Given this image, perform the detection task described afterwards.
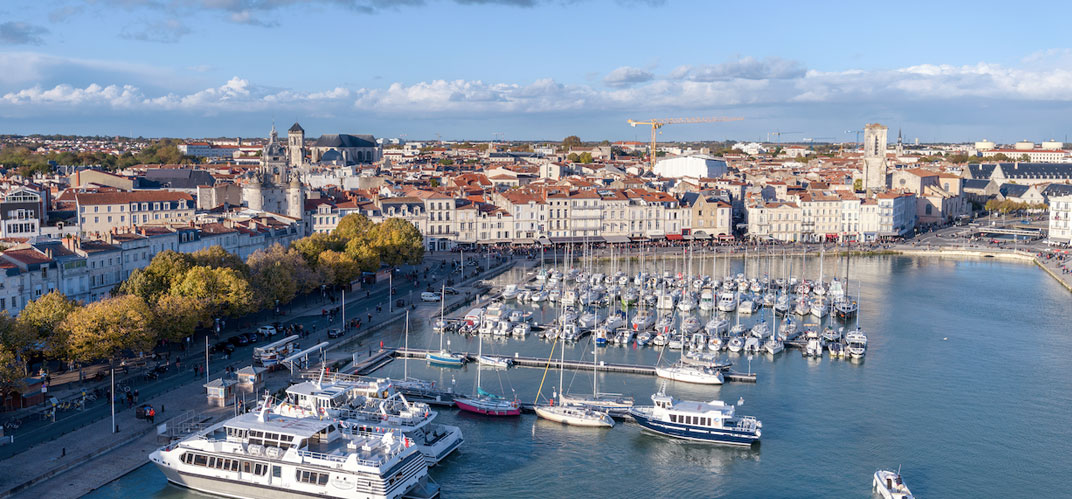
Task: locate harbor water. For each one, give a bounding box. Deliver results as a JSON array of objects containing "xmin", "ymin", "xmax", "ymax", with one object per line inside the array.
[{"xmin": 87, "ymin": 255, "xmax": 1072, "ymax": 498}]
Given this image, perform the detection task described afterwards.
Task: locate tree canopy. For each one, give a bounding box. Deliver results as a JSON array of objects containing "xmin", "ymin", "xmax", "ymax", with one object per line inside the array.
[{"xmin": 63, "ymin": 295, "xmax": 155, "ymax": 363}]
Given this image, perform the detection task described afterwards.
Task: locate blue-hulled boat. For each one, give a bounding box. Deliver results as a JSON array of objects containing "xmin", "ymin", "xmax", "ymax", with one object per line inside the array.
[{"xmin": 629, "ymin": 386, "xmax": 761, "ymax": 446}]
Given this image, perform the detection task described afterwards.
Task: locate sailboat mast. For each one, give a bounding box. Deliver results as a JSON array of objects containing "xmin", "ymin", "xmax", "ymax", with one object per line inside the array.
[{"xmin": 404, "ymin": 310, "xmax": 409, "ymax": 380}]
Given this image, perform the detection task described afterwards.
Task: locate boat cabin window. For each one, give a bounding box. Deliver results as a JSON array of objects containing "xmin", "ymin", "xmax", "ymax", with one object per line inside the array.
[{"xmin": 296, "ymin": 469, "xmax": 330, "ymax": 485}]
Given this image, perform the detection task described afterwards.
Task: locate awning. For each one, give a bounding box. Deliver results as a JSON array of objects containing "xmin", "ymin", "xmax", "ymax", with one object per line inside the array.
[
  {"xmin": 536, "ymin": 236, "xmax": 552, "ymax": 245},
  {"xmin": 513, "ymin": 238, "xmax": 535, "ymax": 245},
  {"xmin": 604, "ymin": 235, "xmax": 630, "ymax": 243},
  {"xmin": 666, "ymin": 234, "xmax": 684, "ymax": 241},
  {"xmin": 549, "ymin": 236, "xmax": 606, "ymax": 244},
  {"xmin": 718, "ymin": 234, "xmax": 735, "ymax": 240},
  {"xmin": 692, "ymin": 231, "xmax": 712, "ymax": 240},
  {"xmin": 629, "ymin": 236, "xmax": 648, "ymax": 242}
]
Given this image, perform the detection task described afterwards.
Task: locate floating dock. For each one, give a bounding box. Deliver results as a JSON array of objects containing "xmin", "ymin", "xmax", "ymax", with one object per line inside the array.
[{"xmin": 384, "ymin": 347, "xmax": 757, "ymax": 382}]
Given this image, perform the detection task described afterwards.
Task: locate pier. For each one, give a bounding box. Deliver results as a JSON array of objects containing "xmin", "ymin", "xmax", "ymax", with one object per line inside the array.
[{"xmin": 371, "ymin": 347, "xmax": 757, "ymax": 382}]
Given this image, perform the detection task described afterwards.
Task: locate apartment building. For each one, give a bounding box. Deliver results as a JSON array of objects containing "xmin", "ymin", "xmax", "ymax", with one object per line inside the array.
[
  {"xmin": 74, "ymin": 191, "xmax": 194, "ymax": 237},
  {"xmin": 1050, "ymin": 195, "xmax": 1072, "ymax": 245}
]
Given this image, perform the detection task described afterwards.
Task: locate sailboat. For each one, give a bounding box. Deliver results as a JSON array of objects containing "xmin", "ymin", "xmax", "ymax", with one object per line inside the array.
[
  {"xmin": 534, "ymin": 336, "xmax": 615, "ymax": 427},
  {"xmin": 426, "ymin": 284, "xmax": 467, "ymax": 366},
  {"xmin": 453, "ymin": 332, "xmax": 520, "ymax": 416},
  {"xmin": 559, "ymin": 329, "xmax": 634, "ymax": 413}
]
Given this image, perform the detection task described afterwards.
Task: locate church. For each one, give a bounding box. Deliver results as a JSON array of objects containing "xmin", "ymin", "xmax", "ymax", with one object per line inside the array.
[
  {"xmin": 241, "ymin": 124, "xmax": 304, "ymax": 220},
  {"xmin": 239, "ymin": 122, "xmax": 381, "ymax": 220}
]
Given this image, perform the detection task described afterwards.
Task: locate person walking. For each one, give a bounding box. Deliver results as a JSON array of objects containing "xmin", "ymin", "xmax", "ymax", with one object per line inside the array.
[{"xmin": 148, "ymin": 407, "xmax": 155, "ymax": 424}]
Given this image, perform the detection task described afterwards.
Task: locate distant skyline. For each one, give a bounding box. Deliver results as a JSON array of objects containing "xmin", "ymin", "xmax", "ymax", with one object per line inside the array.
[{"xmin": 2, "ymin": 1, "xmax": 1072, "ymax": 143}]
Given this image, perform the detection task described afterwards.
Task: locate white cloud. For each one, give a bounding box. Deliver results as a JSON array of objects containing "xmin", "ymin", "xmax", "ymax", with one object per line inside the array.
[
  {"xmin": 5, "ymin": 53, "xmax": 1072, "ymax": 124},
  {"xmin": 603, "ymin": 66, "xmax": 654, "ymax": 88},
  {"xmin": 671, "ymin": 56, "xmax": 806, "ymax": 82}
]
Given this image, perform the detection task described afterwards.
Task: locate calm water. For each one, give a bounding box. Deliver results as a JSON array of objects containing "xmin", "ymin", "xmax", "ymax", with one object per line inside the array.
[{"xmin": 87, "ymin": 255, "xmax": 1072, "ymax": 498}]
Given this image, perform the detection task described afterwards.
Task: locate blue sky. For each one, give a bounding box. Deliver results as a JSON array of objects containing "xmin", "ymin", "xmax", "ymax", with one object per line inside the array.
[{"xmin": 2, "ymin": 0, "xmax": 1072, "ymax": 143}]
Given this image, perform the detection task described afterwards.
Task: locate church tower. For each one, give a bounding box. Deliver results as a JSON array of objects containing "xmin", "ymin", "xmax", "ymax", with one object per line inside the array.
[
  {"xmin": 862, "ymin": 123, "xmax": 888, "ymax": 191},
  {"xmin": 287, "ymin": 122, "xmax": 305, "ymax": 167},
  {"xmin": 287, "ymin": 175, "xmax": 304, "ymax": 220}
]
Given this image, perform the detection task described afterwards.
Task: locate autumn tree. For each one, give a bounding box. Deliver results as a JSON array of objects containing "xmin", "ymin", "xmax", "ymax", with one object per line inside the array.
[
  {"xmin": 16, "ymin": 291, "xmax": 79, "ymax": 359},
  {"xmin": 0, "ymin": 312, "xmax": 29, "ymax": 377},
  {"xmin": 170, "ymin": 266, "xmax": 255, "ymax": 317},
  {"xmin": 344, "ymin": 238, "xmax": 382, "ymax": 272},
  {"xmin": 370, "ymin": 218, "xmax": 425, "ymax": 267},
  {"xmin": 293, "ymin": 232, "xmax": 346, "ymax": 267},
  {"xmin": 334, "ymin": 214, "xmax": 375, "ymax": 243},
  {"xmin": 119, "ymin": 250, "xmax": 193, "ymax": 304},
  {"xmin": 317, "ymin": 250, "xmax": 361, "ymax": 287},
  {"xmin": 190, "ymin": 245, "xmax": 250, "ymax": 276},
  {"xmin": 63, "ymin": 295, "xmax": 155, "ymax": 364},
  {"xmin": 562, "ymin": 135, "xmax": 582, "ymax": 150},
  {"xmin": 152, "ymin": 294, "xmax": 209, "ymax": 342},
  {"xmin": 248, "ymin": 244, "xmax": 317, "ymax": 306}
]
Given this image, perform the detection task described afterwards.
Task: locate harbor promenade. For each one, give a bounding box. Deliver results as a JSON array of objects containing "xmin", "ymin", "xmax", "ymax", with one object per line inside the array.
[{"xmin": 0, "ymin": 253, "xmax": 520, "ymax": 498}]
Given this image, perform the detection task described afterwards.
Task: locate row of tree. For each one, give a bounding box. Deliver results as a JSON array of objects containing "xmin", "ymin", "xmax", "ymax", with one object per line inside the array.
[
  {"xmin": 0, "ymin": 214, "xmax": 424, "ymax": 388},
  {"xmin": 0, "ymin": 139, "xmax": 199, "ymax": 177},
  {"xmin": 984, "ymin": 199, "xmax": 1048, "ymax": 214}
]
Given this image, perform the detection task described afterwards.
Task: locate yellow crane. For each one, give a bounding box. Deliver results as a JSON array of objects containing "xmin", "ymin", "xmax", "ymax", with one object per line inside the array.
[{"xmin": 627, "ymin": 116, "xmax": 744, "ymax": 170}]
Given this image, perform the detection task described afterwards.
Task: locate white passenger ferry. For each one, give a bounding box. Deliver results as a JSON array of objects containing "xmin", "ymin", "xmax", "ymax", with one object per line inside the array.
[
  {"xmin": 272, "ymin": 379, "xmax": 463, "ymax": 467},
  {"xmin": 149, "ymin": 409, "xmax": 439, "ymax": 499}
]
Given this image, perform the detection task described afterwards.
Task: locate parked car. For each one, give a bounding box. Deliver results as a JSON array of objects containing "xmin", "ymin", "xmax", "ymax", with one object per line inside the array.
[
  {"xmin": 212, "ymin": 342, "xmax": 235, "ymax": 354},
  {"xmin": 420, "ymin": 291, "xmax": 440, "ymax": 302},
  {"xmin": 442, "ymin": 287, "xmax": 460, "ymax": 295},
  {"xmin": 258, "ymin": 325, "xmax": 277, "ymax": 337},
  {"xmin": 245, "ymin": 333, "xmax": 258, "ymax": 344},
  {"xmin": 395, "ymin": 298, "xmax": 406, "ymax": 308},
  {"xmin": 327, "ymin": 328, "xmax": 343, "ymax": 339},
  {"xmin": 228, "ymin": 335, "xmax": 248, "ymax": 347}
]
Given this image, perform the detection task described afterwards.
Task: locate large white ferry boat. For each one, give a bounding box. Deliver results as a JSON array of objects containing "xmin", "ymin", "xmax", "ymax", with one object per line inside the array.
[
  {"xmin": 149, "ymin": 409, "xmax": 439, "ymax": 499},
  {"xmin": 272, "ymin": 378, "xmax": 463, "ymax": 467}
]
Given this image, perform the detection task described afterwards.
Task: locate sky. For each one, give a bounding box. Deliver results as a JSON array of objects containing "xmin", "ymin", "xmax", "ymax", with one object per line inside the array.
[{"xmin": 2, "ymin": 0, "xmax": 1072, "ymax": 143}]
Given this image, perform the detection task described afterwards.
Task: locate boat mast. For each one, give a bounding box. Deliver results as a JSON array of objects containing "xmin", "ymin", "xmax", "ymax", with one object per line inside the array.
[{"xmin": 404, "ymin": 310, "xmax": 409, "ymax": 380}]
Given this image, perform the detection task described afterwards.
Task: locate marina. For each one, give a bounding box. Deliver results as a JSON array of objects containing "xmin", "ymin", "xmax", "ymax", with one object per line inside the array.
[{"xmin": 85, "ymin": 254, "xmax": 1072, "ymax": 498}]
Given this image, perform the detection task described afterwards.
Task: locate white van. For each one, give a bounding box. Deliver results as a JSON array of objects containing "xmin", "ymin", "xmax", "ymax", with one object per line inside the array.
[{"xmin": 420, "ymin": 291, "xmax": 441, "ymax": 302}]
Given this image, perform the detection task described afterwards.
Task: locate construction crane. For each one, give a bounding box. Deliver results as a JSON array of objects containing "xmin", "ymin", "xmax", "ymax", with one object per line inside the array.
[
  {"xmin": 802, "ymin": 136, "xmax": 836, "ymax": 143},
  {"xmin": 767, "ymin": 131, "xmax": 802, "ymax": 143},
  {"xmin": 628, "ymin": 116, "xmax": 744, "ymax": 170}
]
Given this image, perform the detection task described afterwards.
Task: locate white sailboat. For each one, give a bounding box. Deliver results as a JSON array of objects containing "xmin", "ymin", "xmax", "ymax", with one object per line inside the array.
[{"xmin": 535, "ymin": 308, "xmax": 614, "ymax": 427}]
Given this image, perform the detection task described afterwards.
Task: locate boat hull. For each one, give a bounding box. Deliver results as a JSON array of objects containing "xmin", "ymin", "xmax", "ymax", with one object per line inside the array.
[
  {"xmin": 454, "ymin": 398, "xmax": 520, "ymax": 416},
  {"xmin": 426, "ymin": 353, "xmax": 466, "ymax": 366},
  {"xmin": 534, "ymin": 406, "xmax": 614, "ymax": 427},
  {"xmin": 629, "ymin": 411, "xmax": 759, "ymax": 446}
]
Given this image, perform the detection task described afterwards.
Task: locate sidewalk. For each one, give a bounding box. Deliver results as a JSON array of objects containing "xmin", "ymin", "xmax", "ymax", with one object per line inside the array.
[{"xmin": 0, "ymin": 254, "xmax": 520, "ymax": 497}]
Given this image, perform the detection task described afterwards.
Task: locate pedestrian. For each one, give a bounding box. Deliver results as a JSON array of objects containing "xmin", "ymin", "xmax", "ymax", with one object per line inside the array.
[
  {"xmin": 148, "ymin": 407, "xmax": 155, "ymax": 424},
  {"xmin": 133, "ymin": 389, "xmax": 139, "ymax": 403}
]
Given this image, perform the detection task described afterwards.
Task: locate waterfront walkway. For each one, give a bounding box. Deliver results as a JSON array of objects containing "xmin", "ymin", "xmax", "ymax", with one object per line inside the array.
[{"xmin": 0, "ymin": 253, "xmax": 520, "ymax": 498}]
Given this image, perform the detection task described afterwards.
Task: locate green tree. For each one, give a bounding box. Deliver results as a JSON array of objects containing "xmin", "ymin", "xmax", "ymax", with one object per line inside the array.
[
  {"xmin": 578, "ymin": 152, "xmax": 594, "ymax": 164},
  {"xmin": 1019, "ymin": 154, "xmax": 1030, "ymax": 162},
  {"xmin": 63, "ymin": 295, "xmax": 155, "ymax": 363},
  {"xmin": 992, "ymin": 153, "xmax": 1011, "ymax": 161},
  {"xmin": 430, "ymin": 178, "xmax": 441, "ymax": 188},
  {"xmin": 190, "ymin": 245, "xmax": 250, "ymax": 276},
  {"xmin": 119, "ymin": 250, "xmax": 193, "ymax": 304},
  {"xmin": 853, "ymin": 178, "xmax": 863, "ymax": 191},
  {"xmin": 152, "ymin": 294, "xmax": 209, "ymax": 342},
  {"xmin": 562, "ymin": 135, "xmax": 582, "ymax": 150},
  {"xmin": 16, "ymin": 291, "xmax": 79, "ymax": 360},
  {"xmin": 170, "ymin": 266, "xmax": 255, "ymax": 317},
  {"xmin": 437, "ymin": 158, "xmax": 454, "ymax": 166},
  {"xmin": 567, "ymin": 153, "xmax": 580, "ymax": 162}
]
